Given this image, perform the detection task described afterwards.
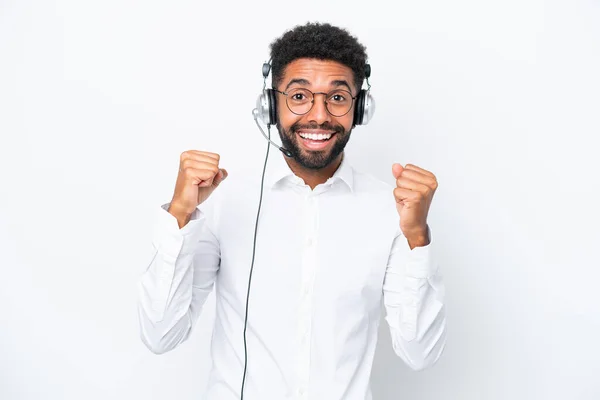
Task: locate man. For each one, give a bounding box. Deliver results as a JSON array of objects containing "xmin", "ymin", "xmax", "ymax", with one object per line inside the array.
[{"xmin": 138, "ymin": 22, "xmax": 446, "ymax": 400}]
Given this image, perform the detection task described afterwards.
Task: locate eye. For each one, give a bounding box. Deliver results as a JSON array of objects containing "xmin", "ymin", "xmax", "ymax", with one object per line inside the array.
[
  {"xmin": 328, "ymin": 90, "xmax": 352, "ymax": 103},
  {"xmin": 292, "ymin": 93, "xmax": 306, "ymax": 101}
]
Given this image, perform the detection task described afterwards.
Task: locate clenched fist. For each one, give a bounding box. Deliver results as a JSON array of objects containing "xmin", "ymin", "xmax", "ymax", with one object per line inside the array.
[
  {"xmin": 168, "ymin": 150, "xmax": 228, "ymax": 227},
  {"xmin": 392, "ymin": 163, "xmax": 437, "ymax": 249}
]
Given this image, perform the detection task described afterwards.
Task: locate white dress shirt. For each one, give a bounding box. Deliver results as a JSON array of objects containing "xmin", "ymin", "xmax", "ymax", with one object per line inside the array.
[{"xmin": 138, "ymin": 151, "xmax": 446, "ymax": 400}]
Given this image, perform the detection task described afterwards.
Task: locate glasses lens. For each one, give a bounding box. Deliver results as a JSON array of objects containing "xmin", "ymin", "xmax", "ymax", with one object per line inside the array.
[
  {"xmin": 325, "ymin": 89, "xmax": 353, "ymax": 116},
  {"xmin": 284, "ymin": 88, "xmax": 354, "ymax": 116},
  {"xmin": 286, "ymin": 88, "xmax": 313, "ymax": 115}
]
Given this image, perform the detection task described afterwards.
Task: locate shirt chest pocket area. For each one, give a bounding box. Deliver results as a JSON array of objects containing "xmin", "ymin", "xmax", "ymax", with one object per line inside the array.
[{"xmin": 318, "ymin": 228, "xmax": 390, "ymax": 302}]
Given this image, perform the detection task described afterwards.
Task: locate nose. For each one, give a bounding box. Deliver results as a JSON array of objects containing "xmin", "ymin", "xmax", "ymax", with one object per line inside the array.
[{"xmin": 305, "ymin": 93, "xmax": 331, "ymax": 125}]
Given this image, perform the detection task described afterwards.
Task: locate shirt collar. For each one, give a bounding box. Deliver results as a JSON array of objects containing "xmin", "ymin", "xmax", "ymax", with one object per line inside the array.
[{"xmin": 264, "ymin": 151, "xmax": 354, "ymax": 192}]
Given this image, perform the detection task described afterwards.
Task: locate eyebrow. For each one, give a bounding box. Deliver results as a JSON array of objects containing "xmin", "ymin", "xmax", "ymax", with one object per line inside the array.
[
  {"xmin": 330, "ymin": 80, "xmax": 353, "ymax": 92},
  {"xmin": 284, "ymin": 78, "xmax": 354, "ymax": 92},
  {"xmin": 285, "ymin": 78, "xmax": 310, "ymax": 91}
]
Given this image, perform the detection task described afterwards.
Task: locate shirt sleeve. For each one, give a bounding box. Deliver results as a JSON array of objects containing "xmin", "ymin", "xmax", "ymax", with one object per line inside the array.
[
  {"xmin": 137, "ymin": 202, "xmax": 220, "ymax": 354},
  {"xmin": 382, "ymin": 225, "xmax": 447, "ymax": 370}
]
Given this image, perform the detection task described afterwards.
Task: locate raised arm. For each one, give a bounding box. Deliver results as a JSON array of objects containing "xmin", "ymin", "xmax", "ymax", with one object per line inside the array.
[{"xmin": 137, "ymin": 150, "xmax": 227, "ymax": 354}]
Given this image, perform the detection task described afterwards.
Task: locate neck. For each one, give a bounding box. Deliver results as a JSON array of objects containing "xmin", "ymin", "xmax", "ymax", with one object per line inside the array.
[{"xmin": 285, "ymin": 153, "xmax": 344, "ymax": 190}]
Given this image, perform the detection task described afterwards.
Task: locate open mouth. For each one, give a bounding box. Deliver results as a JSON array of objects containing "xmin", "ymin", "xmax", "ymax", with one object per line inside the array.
[{"xmin": 297, "ymin": 131, "xmax": 336, "ymax": 150}]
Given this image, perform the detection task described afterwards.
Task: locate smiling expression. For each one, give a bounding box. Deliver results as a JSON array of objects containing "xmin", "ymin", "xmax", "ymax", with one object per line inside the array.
[{"xmin": 275, "ymin": 58, "xmax": 357, "ymax": 170}]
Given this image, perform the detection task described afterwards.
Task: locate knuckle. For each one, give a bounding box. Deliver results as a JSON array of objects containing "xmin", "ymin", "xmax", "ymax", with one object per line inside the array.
[{"xmin": 181, "ymin": 159, "xmax": 193, "ymax": 171}]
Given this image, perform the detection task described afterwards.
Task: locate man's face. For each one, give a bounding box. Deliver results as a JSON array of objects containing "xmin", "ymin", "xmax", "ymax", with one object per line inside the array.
[{"xmin": 275, "ymin": 58, "xmax": 356, "ymax": 170}]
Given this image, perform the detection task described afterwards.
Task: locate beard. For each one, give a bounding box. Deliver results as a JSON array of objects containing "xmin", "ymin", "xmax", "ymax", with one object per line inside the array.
[{"xmin": 276, "ymin": 119, "xmax": 352, "ymax": 170}]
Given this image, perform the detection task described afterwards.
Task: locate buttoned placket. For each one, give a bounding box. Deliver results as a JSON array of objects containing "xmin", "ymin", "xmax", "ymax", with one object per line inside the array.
[{"xmin": 295, "ymin": 185, "xmax": 320, "ymax": 399}]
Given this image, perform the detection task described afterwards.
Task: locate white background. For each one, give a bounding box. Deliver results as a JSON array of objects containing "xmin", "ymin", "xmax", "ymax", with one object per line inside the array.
[{"xmin": 1, "ymin": 0, "xmax": 599, "ymax": 399}]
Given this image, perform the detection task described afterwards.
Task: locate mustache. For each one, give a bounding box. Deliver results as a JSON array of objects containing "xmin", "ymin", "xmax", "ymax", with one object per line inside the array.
[{"xmin": 289, "ymin": 121, "xmax": 345, "ymax": 135}]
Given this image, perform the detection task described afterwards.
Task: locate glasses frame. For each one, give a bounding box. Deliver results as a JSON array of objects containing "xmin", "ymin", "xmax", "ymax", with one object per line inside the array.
[{"xmin": 273, "ymin": 88, "xmax": 357, "ymax": 117}]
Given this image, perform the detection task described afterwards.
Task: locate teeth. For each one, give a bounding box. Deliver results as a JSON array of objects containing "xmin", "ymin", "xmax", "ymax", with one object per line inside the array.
[{"xmin": 299, "ymin": 132, "xmax": 333, "ymax": 141}]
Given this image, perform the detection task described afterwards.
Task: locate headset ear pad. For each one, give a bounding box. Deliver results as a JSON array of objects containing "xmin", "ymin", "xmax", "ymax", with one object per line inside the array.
[
  {"xmin": 353, "ymin": 89, "xmax": 366, "ymax": 125},
  {"xmin": 266, "ymin": 89, "xmax": 277, "ymax": 126}
]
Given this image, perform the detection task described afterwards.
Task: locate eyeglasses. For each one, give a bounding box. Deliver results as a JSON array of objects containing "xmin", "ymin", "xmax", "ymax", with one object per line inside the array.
[{"xmin": 273, "ymin": 88, "xmax": 356, "ymax": 117}]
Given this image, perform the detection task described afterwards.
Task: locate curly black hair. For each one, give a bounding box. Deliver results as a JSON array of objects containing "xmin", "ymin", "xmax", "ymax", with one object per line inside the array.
[{"xmin": 269, "ymin": 22, "xmax": 368, "ymax": 92}]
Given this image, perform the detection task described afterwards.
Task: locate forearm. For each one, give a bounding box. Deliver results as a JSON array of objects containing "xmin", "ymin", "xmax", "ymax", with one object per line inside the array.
[
  {"xmin": 137, "ymin": 204, "xmax": 218, "ymax": 354},
  {"xmin": 383, "ymin": 230, "xmax": 447, "ymax": 370},
  {"xmin": 384, "ymin": 278, "xmax": 446, "ymax": 370},
  {"xmin": 137, "ymin": 248, "xmax": 197, "ymax": 354}
]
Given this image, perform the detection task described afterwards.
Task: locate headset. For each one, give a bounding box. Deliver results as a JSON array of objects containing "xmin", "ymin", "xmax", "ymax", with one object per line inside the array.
[
  {"xmin": 242, "ymin": 59, "xmax": 375, "ymax": 399},
  {"xmin": 253, "ymin": 60, "xmax": 375, "ymax": 129}
]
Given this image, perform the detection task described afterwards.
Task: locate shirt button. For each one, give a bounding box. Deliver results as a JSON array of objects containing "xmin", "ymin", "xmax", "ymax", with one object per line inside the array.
[{"xmin": 306, "ymin": 237, "xmax": 313, "ymax": 246}]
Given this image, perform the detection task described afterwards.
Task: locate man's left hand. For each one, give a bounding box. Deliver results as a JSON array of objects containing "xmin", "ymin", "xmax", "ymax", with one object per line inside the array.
[{"xmin": 392, "ymin": 163, "xmax": 438, "ymax": 248}]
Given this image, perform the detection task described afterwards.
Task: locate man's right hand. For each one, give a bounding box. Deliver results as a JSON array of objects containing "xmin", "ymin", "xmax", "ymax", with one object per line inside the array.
[{"xmin": 168, "ymin": 150, "xmax": 227, "ymax": 228}]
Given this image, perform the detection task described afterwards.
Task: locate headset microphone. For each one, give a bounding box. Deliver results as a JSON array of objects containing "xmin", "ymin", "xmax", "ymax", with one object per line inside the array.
[{"xmin": 252, "ymin": 109, "xmax": 293, "ymax": 158}]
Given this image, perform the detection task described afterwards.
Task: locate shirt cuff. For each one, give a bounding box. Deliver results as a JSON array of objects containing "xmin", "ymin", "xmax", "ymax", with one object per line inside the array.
[
  {"xmin": 153, "ymin": 203, "xmax": 206, "ymax": 257},
  {"xmin": 403, "ymin": 226, "xmax": 437, "ymax": 279}
]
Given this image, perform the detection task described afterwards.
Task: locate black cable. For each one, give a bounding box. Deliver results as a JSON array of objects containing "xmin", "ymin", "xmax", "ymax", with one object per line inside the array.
[{"xmin": 240, "ymin": 124, "xmax": 272, "ymax": 399}]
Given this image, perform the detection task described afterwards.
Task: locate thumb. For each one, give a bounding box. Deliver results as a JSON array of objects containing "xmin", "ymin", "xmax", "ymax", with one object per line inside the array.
[
  {"xmin": 212, "ymin": 168, "xmax": 228, "ymax": 187},
  {"xmin": 392, "ymin": 163, "xmax": 404, "ymax": 180}
]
